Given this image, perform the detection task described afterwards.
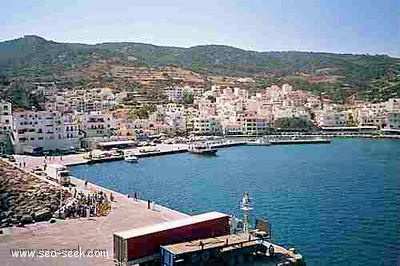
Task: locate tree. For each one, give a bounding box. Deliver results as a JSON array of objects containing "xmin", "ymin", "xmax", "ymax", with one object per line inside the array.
[
  {"xmin": 274, "ymin": 117, "xmax": 314, "ymax": 130},
  {"xmin": 180, "ymin": 90, "xmax": 194, "ymax": 104},
  {"xmin": 129, "ymin": 104, "xmax": 157, "ymax": 120},
  {"xmin": 127, "ymin": 82, "xmax": 141, "ymax": 91}
]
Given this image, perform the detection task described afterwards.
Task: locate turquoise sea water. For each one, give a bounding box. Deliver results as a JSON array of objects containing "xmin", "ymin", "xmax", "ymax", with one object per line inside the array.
[{"xmin": 70, "ymin": 139, "xmax": 400, "ymax": 266}]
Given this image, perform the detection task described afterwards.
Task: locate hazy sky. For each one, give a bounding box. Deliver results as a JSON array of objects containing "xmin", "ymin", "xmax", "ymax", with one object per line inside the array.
[{"xmin": 1, "ymin": 0, "xmax": 399, "ymax": 56}]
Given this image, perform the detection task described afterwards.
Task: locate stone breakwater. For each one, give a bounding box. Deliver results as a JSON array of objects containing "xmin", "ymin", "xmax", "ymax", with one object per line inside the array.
[{"xmin": 0, "ymin": 161, "xmax": 71, "ymax": 228}]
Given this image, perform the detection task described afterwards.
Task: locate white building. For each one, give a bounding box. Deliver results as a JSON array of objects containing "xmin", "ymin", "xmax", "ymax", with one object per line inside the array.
[
  {"xmin": 74, "ymin": 100, "xmax": 117, "ymax": 113},
  {"xmin": 192, "ymin": 116, "xmax": 221, "ymax": 135},
  {"xmin": 80, "ymin": 111, "xmax": 116, "ymax": 138},
  {"xmin": 12, "ymin": 111, "xmax": 79, "ymax": 154},
  {"xmin": 243, "ymin": 116, "xmax": 269, "ymax": 135},
  {"xmin": 316, "ymin": 112, "xmax": 346, "ymax": 127},
  {"xmin": 165, "ymin": 111, "xmax": 187, "ymax": 131},
  {"xmin": 221, "ymin": 122, "xmax": 243, "ymax": 135},
  {"xmin": 385, "ymin": 112, "xmax": 400, "ymax": 129},
  {"xmin": 165, "ymin": 86, "xmax": 205, "ymax": 102},
  {"xmin": 0, "ymin": 101, "xmax": 12, "ymax": 132}
]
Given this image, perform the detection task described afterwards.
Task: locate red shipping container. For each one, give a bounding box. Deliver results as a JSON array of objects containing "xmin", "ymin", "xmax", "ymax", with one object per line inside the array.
[{"xmin": 114, "ymin": 212, "xmax": 230, "ymax": 264}]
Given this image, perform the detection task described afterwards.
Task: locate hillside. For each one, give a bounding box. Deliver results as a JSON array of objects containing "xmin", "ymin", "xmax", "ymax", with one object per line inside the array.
[
  {"xmin": 0, "ymin": 35, "xmax": 399, "ymax": 102},
  {"xmin": 1, "ymin": 35, "xmax": 399, "ymax": 78},
  {"xmin": 0, "ymin": 36, "xmax": 121, "ymax": 76}
]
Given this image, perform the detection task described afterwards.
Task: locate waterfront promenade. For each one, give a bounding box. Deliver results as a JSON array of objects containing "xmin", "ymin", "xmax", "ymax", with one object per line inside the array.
[
  {"xmin": 0, "ymin": 164, "xmax": 188, "ymax": 266},
  {"xmin": 12, "ymin": 143, "xmax": 188, "ymax": 170}
]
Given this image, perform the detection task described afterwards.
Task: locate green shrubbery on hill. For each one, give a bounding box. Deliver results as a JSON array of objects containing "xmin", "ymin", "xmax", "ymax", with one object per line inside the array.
[{"xmin": 0, "ymin": 35, "xmax": 399, "ymax": 103}]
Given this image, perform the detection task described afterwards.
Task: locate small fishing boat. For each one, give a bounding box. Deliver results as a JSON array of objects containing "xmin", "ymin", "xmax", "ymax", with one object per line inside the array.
[
  {"xmin": 188, "ymin": 142, "xmax": 218, "ymax": 155},
  {"xmin": 124, "ymin": 154, "xmax": 139, "ymax": 163}
]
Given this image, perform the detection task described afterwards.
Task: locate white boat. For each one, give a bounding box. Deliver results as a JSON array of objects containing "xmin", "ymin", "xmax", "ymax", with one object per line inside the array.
[
  {"xmin": 124, "ymin": 154, "xmax": 139, "ymax": 163},
  {"xmin": 246, "ymin": 139, "xmax": 271, "ymax": 146},
  {"xmin": 188, "ymin": 142, "xmax": 218, "ymax": 155}
]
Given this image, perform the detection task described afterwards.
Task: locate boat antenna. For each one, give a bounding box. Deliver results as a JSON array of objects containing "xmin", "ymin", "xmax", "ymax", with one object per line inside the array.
[{"xmin": 240, "ymin": 192, "xmax": 253, "ymax": 236}]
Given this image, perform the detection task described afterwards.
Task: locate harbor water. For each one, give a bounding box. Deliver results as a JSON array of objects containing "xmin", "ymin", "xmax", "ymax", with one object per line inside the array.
[{"xmin": 70, "ymin": 139, "xmax": 400, "ymax": 265}]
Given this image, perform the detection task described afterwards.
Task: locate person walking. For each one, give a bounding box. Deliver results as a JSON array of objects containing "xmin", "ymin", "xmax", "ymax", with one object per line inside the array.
[{"xmin": 147, "ymin": 199, "xmax": 151, "ymax": 209}]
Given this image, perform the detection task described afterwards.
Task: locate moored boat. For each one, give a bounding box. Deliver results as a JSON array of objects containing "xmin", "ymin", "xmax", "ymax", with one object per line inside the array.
[
  {"xmin": 124, "ymin": 153, "xmax": 139, "ymax": 163},
  {"xmin": 188, "ymin": 142, "xmax": 218, "ymax": 155},
  {"xmin": 269, "ymin": 138, "xmax": 331, "ymax": 145},
  {"xmin": 246, "ymin": 138, "xmax": 271, "ymax": 146}
]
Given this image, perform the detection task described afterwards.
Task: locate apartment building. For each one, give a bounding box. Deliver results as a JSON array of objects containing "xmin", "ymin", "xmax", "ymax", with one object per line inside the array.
[
  {"xmin": 165, "ymin": 86, "xmax": 205, "ymax": 102},
  {"xmin": 164, "ymin": 103, "xmax": 186, "ymax": 114},
  {"xmin": 80, "ymin": 111, "xmax": 116, "ymax": 138},
  {"xmin": 385, "ymin": 112, "xmax": 400, "ymax": 129},
  {"xmin": 316, "ymin": 112, "xmax": 347, "ymax": 127},
  {"xmin": 165, "ymin": 111, "xmax": 186, "ymax": 131},
  {"xmin": 199, "ymin": 100, "xmax": 217, "ymax": 116},
  {"xmin": 74, "ymin": 100, "xmax": 117, "ymax": 113},
  {"xmin": 243, "ymin": 116, "xmax": 269, "ymax": 135},
  {"xmin": 357, "ymin": 110, "xmax": 386, "ymax": 128},
  {"xmin": 192, "ymin": 116, "xmax": 221, "ymax": 135},
  {"xmin": 0, "ymin": 101, "xmax": 12, "ymax": 132},
  {"xmin": 12, "ymin": 111, "xmax": 79, "ymax": 154},
  {"xmin": 221, "ymin": 122, "xmax": 243, "ymax": 135}
]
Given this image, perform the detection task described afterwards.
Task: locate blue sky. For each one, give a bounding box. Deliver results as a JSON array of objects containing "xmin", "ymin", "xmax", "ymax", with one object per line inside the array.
[{"xmin": 1, "ymin": 0, "xmax": 399, "ymax": 56}]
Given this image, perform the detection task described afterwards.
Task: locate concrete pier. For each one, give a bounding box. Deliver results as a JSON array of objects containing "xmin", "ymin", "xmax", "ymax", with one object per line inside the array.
[{"xmin": 0, "ymin": 170, "xmax": 188, "ymax": 266}]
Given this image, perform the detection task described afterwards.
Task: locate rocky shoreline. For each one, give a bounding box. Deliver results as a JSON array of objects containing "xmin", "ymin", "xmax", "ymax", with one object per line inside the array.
[{"xmin": 0, "ymin": 161, "xmax": 71, "ymax": 228}]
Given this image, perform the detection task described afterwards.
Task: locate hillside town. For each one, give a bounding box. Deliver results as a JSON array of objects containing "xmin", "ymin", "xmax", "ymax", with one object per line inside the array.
[{"xmin": 0, "ymin": 72, "xmax": 399, "ymax": 155}]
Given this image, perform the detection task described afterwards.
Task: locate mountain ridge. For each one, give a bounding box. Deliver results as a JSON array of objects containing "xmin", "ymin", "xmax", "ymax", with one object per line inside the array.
[
  {"xmin": 0, "ymin": 35, "xmax": 399, "ymax": 84},
  {"xmin": 0, "ymin": 35, "xmax": 399, "ymax": 103},
  {"xmin": 6, "ymin": 35, "xmax": 397, "ymax": 57}
]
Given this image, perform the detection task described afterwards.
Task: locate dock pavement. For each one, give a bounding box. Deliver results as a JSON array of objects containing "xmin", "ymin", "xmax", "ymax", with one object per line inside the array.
[{"xmin": 0, "ymin": 155, "xmax": 189, "ymax": 266}]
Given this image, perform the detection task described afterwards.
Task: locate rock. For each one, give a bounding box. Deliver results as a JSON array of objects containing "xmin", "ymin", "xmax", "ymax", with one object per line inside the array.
[
  {"xmin": 20, "ymin": 215, "xmax": 33, "ymax": 225},
  {"xmin": 50, "ymin": 204, "xmax": 59, "ymax": 211},
  {"xmin": 34, "ymin": 206, "xmax": 43, "ymax": 211},
  {"xmin": 34, "ymin": 208, "xmax": 52, "ymax": 222}
]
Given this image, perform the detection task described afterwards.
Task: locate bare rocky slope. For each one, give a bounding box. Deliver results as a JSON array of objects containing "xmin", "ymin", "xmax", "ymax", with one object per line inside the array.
[{"xmin": 0, "ymin": 161, "xmax": 70, "ymax": 228}]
